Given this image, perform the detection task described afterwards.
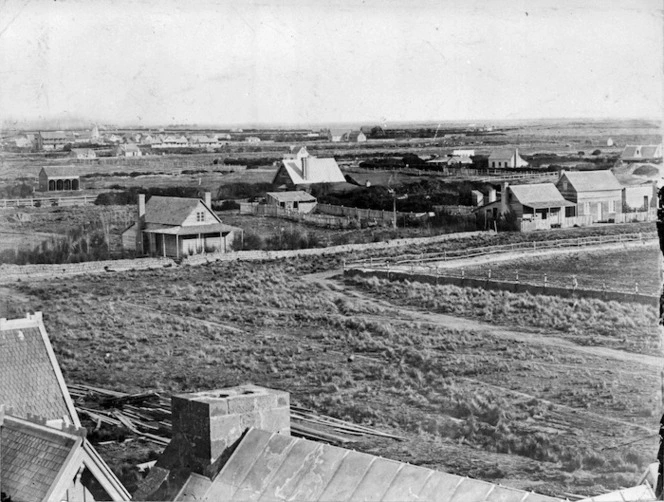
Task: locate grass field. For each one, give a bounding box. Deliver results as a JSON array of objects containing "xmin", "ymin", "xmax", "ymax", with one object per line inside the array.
[
  {"xmin": 5, "ymin": 252, "xmax": 660, "ymax": 497},
  {"xmin": 461, "ymin": 245, "xmax": 661, "ymax": 295}
]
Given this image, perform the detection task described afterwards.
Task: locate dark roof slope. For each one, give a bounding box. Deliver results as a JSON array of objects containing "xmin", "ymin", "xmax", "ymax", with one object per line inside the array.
[
  {"xmin": 40, "ymin": 166, "xmax": 81, "ymax": 178},
  {"xmin": 1, "ymin": 413, "xmax": 80, "ymax": 502},
  {"xmin": 560, "ymin": 170, "xmax": 622, "ymax": 192},
  {"xmin": 144, "ymin": 196, "xmax": 219, "ymax": 226},
  {"xmin": 0, "ymin": 315, "xmax": 78, "ymax": 424}
]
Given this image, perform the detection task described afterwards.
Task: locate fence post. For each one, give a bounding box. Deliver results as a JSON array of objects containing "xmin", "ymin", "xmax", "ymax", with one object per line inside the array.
[
  {"xmin": 635, "ymin": 282, "xmax": 639, "ymax": 294},
  {"xmin": 572, "ymin": 275, "xmax": 578, "ymax": 291},
  {"xmin": 515, "ymin": 271, "xmax": 519, "ymax": 283},
  {"xmin": 543, "ymin": 274, "xmax": 547, "ymax": 289}
]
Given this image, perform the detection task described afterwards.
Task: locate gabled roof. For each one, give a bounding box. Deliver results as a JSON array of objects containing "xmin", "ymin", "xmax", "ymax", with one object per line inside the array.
[
  {"xmin": 266, "ymin": 190, "xmax": 317, "ymax": 202},
  {"xmin": 559, "ymin": 170, "xmax": 622, "ymax": 192},
  {"xmin": 124, "ymin": 143, "xmax": 141, "ymax": 152},
  {"xmin": 347, "ymin": 130, "xmax": 365, "ymax": 141},
  {"xmin": 40, "ymin": 166, "xmax": 81, "ymax": 179},
  {"xmin": 1, "ymin": 412, "xmax": 83, "ymax": 502},
  {"xmin": 144, "ymin": 196, "xmax": 221, "ymax": 226},
  {"xmin": 0, "ymin": 313, "xmax": 79, "ymax": 426},
  {"xmin": 622, "ymin": 144, "xmax": 662, "ymax": 160},
  {"xmin": 329, "ymin": 129, "xmax": 348, "ymax": 138},
  {"xmin": 39, "ymin": 131, "xmax": 69, "ymax": 140},
  {"xmin": 509, "ymin": 183, "xmax": 575, "ymax": 209},
  {"xmin": 277, "ymin": 157, "xmax": 346, "ymax": 185},
  {"xmin": 489, "ymin": 149, "xmax": 517, "ymax": 161},
  {"xmin": 175, "ymin": 428, "xmax": 562, "ymax": 501}
]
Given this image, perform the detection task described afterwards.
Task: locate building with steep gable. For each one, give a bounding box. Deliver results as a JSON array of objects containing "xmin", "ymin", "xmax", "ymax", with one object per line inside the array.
[{"xmin": 0, "ymin": 312, "xmax": 130, "ymax": 501}]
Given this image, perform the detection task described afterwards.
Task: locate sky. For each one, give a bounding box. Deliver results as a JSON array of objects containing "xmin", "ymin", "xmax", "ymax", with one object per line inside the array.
[{"xmin": 0, "ymin": 0, "xmax": 662, "ymax": 128}]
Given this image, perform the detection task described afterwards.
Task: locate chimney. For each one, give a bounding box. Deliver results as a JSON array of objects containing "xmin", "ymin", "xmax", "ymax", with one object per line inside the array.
[
  {"xmin": 204, "ymin": 192, "xmax": 212, "ymax": 208},
  {"xmin": 488, "ymin": 187, "xmax": 496, "ymax": 203},
  {"xmin": 138, "ymin": 194, "xmax": 146, "ymax": 219},
  {"xmin": 170, "ymin": 385, "xmax": 290, "ymax": 473},
  {"xmin": 302, "ymin": 156, "xmax": 309, "ymax": 180},
  {"xmin": 501, "ymin": 182, "xmax": 509, "ymax": 214}
]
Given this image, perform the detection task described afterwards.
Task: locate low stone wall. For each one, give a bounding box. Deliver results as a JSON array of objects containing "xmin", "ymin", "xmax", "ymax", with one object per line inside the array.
[
  {"xmin": 345, "ymin": 268, "xmax": 659, "ymax": 307},
  {"xmin": 0, "ymin": 230, "xmax": 488, "ymax": 282}
]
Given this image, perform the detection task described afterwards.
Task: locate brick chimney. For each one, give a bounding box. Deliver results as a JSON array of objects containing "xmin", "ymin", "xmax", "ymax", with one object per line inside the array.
[
  {"xmin": 204, "ymin": 192, "xmax": 211, "ymax": 208},
  {"xmin": 500, "ymin": 182, "xmax": 509, "ymax": 214},
  {"xmin": 488, "ymin": 187, "xmax": 496, "ymax": 203},
  {"xmin": 170, "ymin": 385, "xmax": 290, "ymax": 472},
  {"xmin": 136, "ymin": 194, "xmax": 146, "ymax": 253}
]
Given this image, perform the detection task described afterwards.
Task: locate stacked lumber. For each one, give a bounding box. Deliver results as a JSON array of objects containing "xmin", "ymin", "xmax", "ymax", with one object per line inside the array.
[{"xmin": 68, "ymin": 384, "xmax": 402, "ymax": 448}]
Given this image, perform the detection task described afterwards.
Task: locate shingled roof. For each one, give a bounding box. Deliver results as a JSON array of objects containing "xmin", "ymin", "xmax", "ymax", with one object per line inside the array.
[
  {"xmin": 39, "ymin": 166, "xmax": 81, "ymax": 179},
  {"xmin": 174, "ymin": 428, "xmax": 562, "ymax": 501},
  {"xmin": 0, "ymin": 313, "xmax": 79, "ymax": 426}
]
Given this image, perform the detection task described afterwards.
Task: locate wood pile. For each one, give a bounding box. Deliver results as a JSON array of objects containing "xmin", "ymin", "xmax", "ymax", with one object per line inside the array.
[{"xmin": 68, "ymin": 384, "xmax": 403, "ymax": 447}]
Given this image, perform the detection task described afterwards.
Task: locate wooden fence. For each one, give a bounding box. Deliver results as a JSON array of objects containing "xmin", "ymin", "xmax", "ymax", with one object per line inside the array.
[
  {"xmin": 0, "ymin": 195, "xmax": 96, "ymax": 209},
  {"xmin": 347, "ymin": 231, "xmax": 657, "ymax": 270}
]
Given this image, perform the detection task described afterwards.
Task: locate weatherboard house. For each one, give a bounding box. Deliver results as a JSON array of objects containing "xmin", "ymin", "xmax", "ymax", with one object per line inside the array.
[
  {"xmin": 555, "ymin": 170, "xmax": 622, "ymax": 222},
  {"xmin": 122, "ymin": 192, "xmax": 241, "ymax": 258},
  {"xmin": 0, "ymin": 312, "xmax": 130, "ymax": 501},
  {"xmin": 488, "ymin": 148, "xmax": 529, "ymax": 168},
  {"xmin": 134, "ymin": 384, "xmax": 561, "ymax": 501},
  {"xmin": 272, "ymin": 146, "xmax": 346, "ymax": 190}
]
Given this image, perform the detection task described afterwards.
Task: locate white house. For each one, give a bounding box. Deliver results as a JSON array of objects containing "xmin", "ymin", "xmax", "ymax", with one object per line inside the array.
[{"xmin": 488, "ymin": 148, "xmax": 529, "ymax": 168}]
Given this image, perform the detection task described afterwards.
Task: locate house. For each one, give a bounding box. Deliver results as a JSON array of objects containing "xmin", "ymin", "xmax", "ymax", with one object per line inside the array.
[
  {"xmin": 37, "ymin": 131, "xmax": 72, "ymax": 150},
  {"xmin": 360, "ymin": 125, "xmax": 386, "ymax": 137},
  {"xmin": 74, "ymin": 131, "xmax": 93, "ymax": 144},
  {"xmin": 556, "ymin": 170, "xmax": 623, "ymax": 222},
  {"xmin": 155, "ymin": 135, "xmax": 188, "ymax": 148},
  {"xmin": 115, "ymin": 142, "xmax": 142, "ymax": 157},
  {"xmin": 272, "ymin": 148, "xmax": 346, "ymax": 189},
  {"xmin": 266, "ymin": 191, "xmax": 317, "ymax": 213},
  {"xmin": 488, "ymin": 148, "xmax": 529, "ymax": 168},
  {"xmin": 480, "ymin": 182, "xmax": 575, "ymax": 228},
  {"xmin": 347, "ymin": 130, "xmax": 367, "ymax": 142},
  {"xmin": 245, "ymin": 136, "xmax": 261, "ymax": 143},
  {"xmin": 453, "ymin": 149, "xmax": 475, "ymax": 156},
  {"xmin": 622, "ymin": 181, "xmax": 657, "ymax": 211},
  {"xmin": 447, "ymin": 155, "xmax": 473, "ymax": 165},
  {"xmin": 70, "ymin": 148, "xmax": 96, "ymax": 159},
  {"xmin": 189, "ymin": 134, "xmax": 218, "ymax": 148},
  {"xmin": 328, "ymin": 129, "xmax": 349, "ymax": 142},
  {"xmin": 134, "ymin": 384, "xmax": 562, "ymax": 501},
  {"xmin": 38, "ymin": 166, "xmax": 81, "ymax": 191},
  {"xmin": 621, "ymin": 144, "xmax": 663, "ymax": 162},
  {"xmin": 0, "ymin": 312, "xmax": 130, "ymax": 501},
  {"xmin": 121, "ymin": 192, "xmax": 241, "ymax": 258}
]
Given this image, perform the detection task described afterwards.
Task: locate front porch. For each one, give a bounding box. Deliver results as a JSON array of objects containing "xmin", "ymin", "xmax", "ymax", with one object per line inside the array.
[{"xmin": 143, "ymin": 224, "xmax": 235, "ymax": 258}]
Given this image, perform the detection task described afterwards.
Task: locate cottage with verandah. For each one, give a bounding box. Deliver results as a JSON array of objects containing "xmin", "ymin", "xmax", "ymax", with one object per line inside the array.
[
  {"xmin": 555, "ymin": 170, "xmax": 623, "ymax": 222},
  {"xmin": 121, "ymin": 192, "xmax": 241, "ymax": 258}
]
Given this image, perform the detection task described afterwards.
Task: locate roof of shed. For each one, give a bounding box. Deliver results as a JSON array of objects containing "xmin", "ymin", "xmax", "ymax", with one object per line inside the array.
[
  {"xmin": 560, "ymin": 170, "xmax": 622, "ymax": 192},
  {"xmin": 509, "ymin": 183, "xmax": 575, "ymax": 208},
  {"xmin": 1, "ymin": 413, "xmax": 81, "ymax": 502},
  {"xmin": 144, "ymin": 196, "xmax": 220, "ymax": 226},
  {"xmin": 175, "ymin": 428, "xmax": 562, "ymax": 502},
  {"xmin": 266, "ymin": 191, "xmax": 317, "ymax": 202},
  {"xmin": 279, "ymin": 157, "xmax": 346, "ymax": 185},
  {"xmin": 40, "ymin": 166, "xmax": 81, "ymax": 178},
  {"xmin": 0, "ymin": 314, "xmax": 78, "ymax": 425}
]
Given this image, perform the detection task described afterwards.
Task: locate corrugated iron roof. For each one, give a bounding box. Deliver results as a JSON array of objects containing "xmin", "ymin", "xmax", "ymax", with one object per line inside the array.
[
  {"xmin": 488, "ymin": 149, "xmax": 516, "ymax": 161},
  {"xmin": 266, "ymin": 191, "xmax": 317, "ymax": 202},
  {"xmin": 279, "ymin": 157, "xmax": 346, "ymax": 185},
  {"xmin": 180, "ymin": 428, "xmax": 563, "ymax": 501},
  {"xmin": 0, "ymin": 319, "xmax": 77, "ymax": 424},
  {"xmin": 560, "ymin": 170, "xmax": 622, "ymax": 192},
  {"xmin": 1, "ymin": 414, "xmax": 80, "ymax": 502},
  {"xmin": 509, "ymin": 183, "xmax": 575, "ymax": 208},
  {"xmin": 578, "ymin": 484, "xmax": 656, "ymax": 501}
]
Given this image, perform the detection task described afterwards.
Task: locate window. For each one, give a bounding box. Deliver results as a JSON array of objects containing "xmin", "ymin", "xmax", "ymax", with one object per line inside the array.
[
  {"xmin": 196, "ymin": 211, "xmax": 205, "ymax": 222},
  {"xmin": 609, "ymin": 200, "xmax": 615, "ymax": 213},
  {"xmin": 583, "ymin": 202, "xmax": 590, "ymax": 215},
  {"xmin": 565, "ymin": 206, "xmax": 576, "ymax": 218}
]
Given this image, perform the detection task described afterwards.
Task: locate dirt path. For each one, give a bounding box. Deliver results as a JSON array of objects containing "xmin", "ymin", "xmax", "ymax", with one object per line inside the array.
[{"xmin": 304, "ymin": 270, "xmax": 663, "ymax": 369}]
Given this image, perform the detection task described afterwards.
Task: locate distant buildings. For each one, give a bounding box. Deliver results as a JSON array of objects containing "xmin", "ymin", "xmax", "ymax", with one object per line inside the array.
[
  {"xmin": 115, "ymin": 143, "xmax": 142, "ymax": 157},
  {"xmin": 121, "ymin": 192, "xmax": 241, "ymax": 258},
  {"xmin": 346, "ymin": 130, "xmax": 367, "ymax": 143},
  {"xmin": 488, "ymin": 148, "xmax": 528, "ymax": 168},
  {"xmin": 37, "ymin": 131, "xmax": 72, "ymax": 150},
  {"xmin": 245, "ymin": 136, "xmax": 261, "ymax": 143},
  {"xmin": 39, "ymin": 166, "xmax": 81, "ymax": 191},
  {"xmin": 621, "ymin": 144, "xmax": 662, "ymax": 162},
  {"xmin": 70, "ymin": 148, "xmax": 96, "ymax": 159}
]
